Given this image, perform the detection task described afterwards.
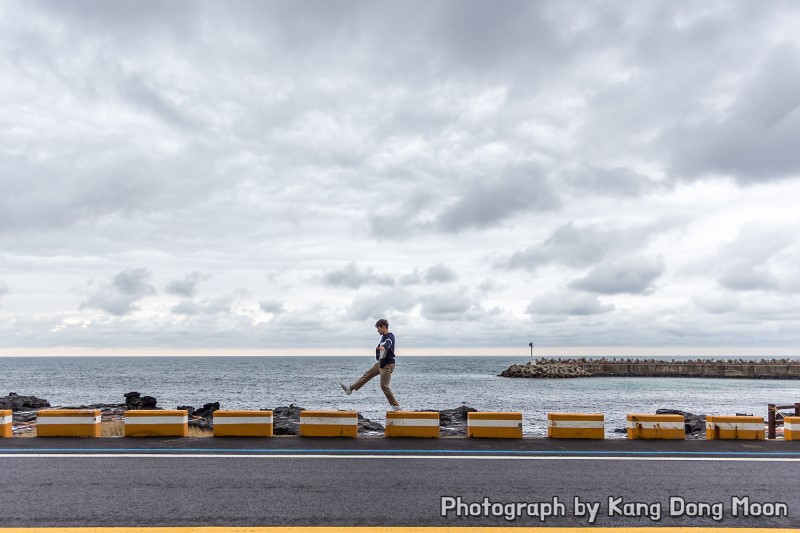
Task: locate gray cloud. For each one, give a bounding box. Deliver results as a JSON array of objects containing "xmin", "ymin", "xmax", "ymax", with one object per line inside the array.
[
  {"xmin": 171, "ymin": 296, "xmax": 233, "ymax": 316},
  {"xmin": 80, "ymin": 268, "xmax": 155, "ymax": 316},
  {"xmin": 0, "ymin": 282, "xmax": 8, "ymax": 300},
  {"xmin": 668, "ymin": 43, "xmax": 800, "ymax": 183},
  {"xmin": 399, "ymin": 265, "xmax": 458, "ymax": 286},
  {"xmin": 413, "ymin": 286, "xmax": 503, "ymax": 323},
  {"xmin": 477, "ymin": 279, "xmax": 501, "ymax": 294},
  {"xmin": 718, "ymin": 261, "xmax": 780, "ymax": 292},
  {"xmin": 504, "ymin": 223, "xmax": 612, "ymax": 271},
  {"xmin": 501, "ymin": 220, "xmax": 669, "ymax": 272},
  {"xmin": 3, "ymin": 2, "xmax": 800, "ymax": 352},
  {"xmin": 565, "ymin": 166, "xmax": 663, "ymax": 197},
  {"xmin": 525, "ymin": 291, "xmax": 615, "ymax": 316},
  {"xmin": 397, "ymin": 270, "xmax": 423, "ymax": 286},
  {"xmin": 259, "ymin": 299, "xmax": 285, "ymax": 314},
  {"xmin": 711, "ymin": 224, "xmax": 794, "ymax": 293},
  {"xmin": 692, "ymin": 292, "xmax": 741, "ymax": 314},
  {"xmin": 425, "ymin": 264, "xmax": 458, "ymax": 284},
  {"xmin": 322, "ymin": 262, "xmax": 395, "ymax": 289},
  {"xmin": 119, "ymin": 73, "xmax": 200, "ymax": 130},
  {"xmin": 368, "ymin": 212, "xmax": 417, "ymax": 242},
  {"xmin": 435, "ymin": 167, "xmax": 560, "ymax": 233},
  {"xmin": 419, "ymin": 289, "xmax": 473, "ymax": 320},
  {"xmin": 347, "ymin": 289, "xmax": 417, "ymax": 321},
  {"xmin": 170, "ymin": 300, "xmax": 201, "ymax": 316},
  {"xmin": 426, "ymin": 1, "xmax": 565, "ymax": 77},
  {"xmin": 165, "ymin": 272, "xmax": 208, "ymax": 298},
  {"xmin": 569, "ymin": 256, "xmax": 665, "ymax": 295},
  {"xmin": 368, "ymin": 166, "xmax": 560, "ymax": 239}
]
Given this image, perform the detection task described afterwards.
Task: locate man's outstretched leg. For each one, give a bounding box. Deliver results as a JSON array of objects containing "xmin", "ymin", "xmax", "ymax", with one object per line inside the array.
[{"xmin": 341, "ymin": 362, "xmax": 380, "ymax": 395}]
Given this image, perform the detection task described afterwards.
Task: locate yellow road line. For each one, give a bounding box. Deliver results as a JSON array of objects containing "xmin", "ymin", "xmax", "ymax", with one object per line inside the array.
[{"xmin": 0, "ymin": 527, "xmax": 800, "ymax": 533}]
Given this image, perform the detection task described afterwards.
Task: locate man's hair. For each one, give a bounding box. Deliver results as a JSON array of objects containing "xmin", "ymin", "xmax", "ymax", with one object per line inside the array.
[{"xmin": 375, "ymin": 319, "xmax": 389, "ymax": 328}]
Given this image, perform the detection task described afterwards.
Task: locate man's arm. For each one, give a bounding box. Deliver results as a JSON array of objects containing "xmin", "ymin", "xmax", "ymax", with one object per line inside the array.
[{"xmin": 378, "ymin": 337, "xmax": 392, "ymax": 359}]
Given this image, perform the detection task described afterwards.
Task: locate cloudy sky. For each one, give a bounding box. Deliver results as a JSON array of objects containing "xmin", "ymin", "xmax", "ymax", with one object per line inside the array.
[{"xmin": 2, "ymin": 1, "xmax": 800, "ymax": 356}]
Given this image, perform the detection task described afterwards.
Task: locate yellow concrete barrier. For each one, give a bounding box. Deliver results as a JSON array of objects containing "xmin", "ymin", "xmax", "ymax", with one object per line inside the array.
[
  {"xmin": 627, "ymin": 413, "xmax": 685, "ymax": 440},
  {"xmin": 36, "ymin": 409, "xmax": 101, "ymax": 438},
  {"xmin": 782, "ymin": 416, "xmax": 799, "ymax": 441},
  {"xmin": 385, "ymin": 411, "xmax": 439, "ymax": 438},
  {"xmin": 467, "ymin": 412, "xmax": 523, "ymax": 439},
  {"xmin": 299, "ymin": 410, "xmax": 358, "ymax": 437},
  {"xmin": 706, "ymin": 415, "xmax": 765, "ymax": 440},
  {"xmin": 124, "ymin": 410, "xmax": 189, "ymax": 437},
  {"xmin": 1, "ymin": 409, "xmax": 12, "ymax": 438},
  {"xmin": 547, "ymin": 412, "xmax": 604, "ymax": 439},
  {"xmin": 213, "ymin": 410, "xmax": 273, "ymax": 437}
]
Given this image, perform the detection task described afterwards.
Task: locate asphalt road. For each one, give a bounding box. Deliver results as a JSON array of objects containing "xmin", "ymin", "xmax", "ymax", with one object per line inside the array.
[{"xmin": 1, "ymin": 437, "xmax": 799, "ymax": 528}]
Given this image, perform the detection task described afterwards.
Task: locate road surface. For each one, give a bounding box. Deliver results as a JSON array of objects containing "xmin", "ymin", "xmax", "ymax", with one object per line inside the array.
[{"xmin": 1, "ymin": 437, "xmax": 799, "ymax": 528}]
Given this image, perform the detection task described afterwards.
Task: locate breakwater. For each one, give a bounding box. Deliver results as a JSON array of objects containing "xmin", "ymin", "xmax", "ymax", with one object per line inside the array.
[{"xmin": 500, "ymin": 358, "xmax": 800, "ymax": 379}]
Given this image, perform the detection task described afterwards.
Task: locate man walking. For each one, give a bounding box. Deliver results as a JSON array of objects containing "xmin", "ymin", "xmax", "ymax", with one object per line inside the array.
[{"xmin": 340, "ymin": 319, "xmax": 401, "ymax": 411}]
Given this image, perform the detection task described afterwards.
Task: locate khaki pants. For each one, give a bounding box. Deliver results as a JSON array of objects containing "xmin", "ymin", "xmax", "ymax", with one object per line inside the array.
[{"xmin": 350, "ymin": 362, "xmax": 399, "ymax": 406}]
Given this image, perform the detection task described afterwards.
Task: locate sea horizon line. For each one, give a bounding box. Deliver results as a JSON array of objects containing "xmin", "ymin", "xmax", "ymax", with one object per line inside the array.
[{"xmin": 1, "ymin": 346, "xmax": 800, "ymax": 357}]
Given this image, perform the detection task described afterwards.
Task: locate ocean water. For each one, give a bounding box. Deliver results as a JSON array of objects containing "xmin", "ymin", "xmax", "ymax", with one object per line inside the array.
[{"xmin": 2, "ymin": 355, "xmax": 800, "ymax": 438}]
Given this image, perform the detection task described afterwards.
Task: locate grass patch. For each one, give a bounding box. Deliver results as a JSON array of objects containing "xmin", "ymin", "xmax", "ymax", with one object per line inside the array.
[
  {"xmin": 102, "ymin": 420, "xmax": 124, "ymax": 437},
  {"xmin": 189, "ymin": 426, "xmax": 213, "ymax": 437},
  {"xmin": 102, "ymin": 420, "xmax": 212, "ymax": 437}
]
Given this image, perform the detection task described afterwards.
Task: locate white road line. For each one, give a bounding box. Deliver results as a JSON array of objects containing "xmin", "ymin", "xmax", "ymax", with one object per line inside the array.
[{"xmin": 1, "ymin": 453, "xmax": 799, "ymax": 461}]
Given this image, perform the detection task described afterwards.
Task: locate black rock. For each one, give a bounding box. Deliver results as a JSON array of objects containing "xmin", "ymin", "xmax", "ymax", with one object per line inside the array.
[
  {"xmin": 124, "ymin": 392, "xmax": 141, "ymax": 408},
  {"xmin": 271, "ymin": 404, "xmax": 304, "ymax": 435},
  {"xmin": 124, "ymin": 392, "xmax": 158, "ymax": 410},
  {"xmin": 431, "ymin": 405, "xmax": 477, "ymax": 436},
  {"xmin": 358, "ymin": 413, "xmax": 385, "ymax": 434},
  {"xmin": 177, "ymin": 406, "xmax": 195, "ymax": 417},
  {"xmin": 194, "ymin": 402, "xmax": 220, "ymax": 419},
  {"xmin": 141, "ymin": 396, "xmax": 157, "ymax": 408},
  {"xmin": 655, "ymin": 409, "xmax": 706, "ymax": 435},
  {"xmin": 0, "ymin": 393, "xmax": 51, "ymax": 411},
  {"xmin": 269, "ymin": 405, "xmax": 385, "ymax": 435},
  {"xmin": 179, "ymin": 402, "xmax": 220, "ymax": 429},
  {"xmin": 189, "ymin": 418, "xmax": 212, "ymax": 430}
]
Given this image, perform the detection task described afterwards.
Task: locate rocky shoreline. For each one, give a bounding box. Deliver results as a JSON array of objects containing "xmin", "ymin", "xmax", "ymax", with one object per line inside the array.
[
  {"xmin": 2, "ymin": 391, "xmax": 718, "ymax": 438},
  {"xmin": 499, "ymin": 361, "xmax": 593, "ymax": 378},
  {"xmin": 500, "ymin": 357, "xmax": 800, "ymax": 379},
  {"xmin": 1, "ymin": 392, "xmax": 478, "ymax": 437}
]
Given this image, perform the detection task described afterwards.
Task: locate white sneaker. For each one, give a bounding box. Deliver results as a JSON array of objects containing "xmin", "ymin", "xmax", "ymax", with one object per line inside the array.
[
  {"xmin": 340, "ymin": 382, "xmax": 352, "ymax": 396},
  {"xmin": 391, "ymin": 405, "xmax": 402, "ymax": 412}
]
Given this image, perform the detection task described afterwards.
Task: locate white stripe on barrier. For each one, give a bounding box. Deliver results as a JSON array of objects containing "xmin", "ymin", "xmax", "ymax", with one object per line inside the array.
[
  {"xmin": 214, "ymin": 417, "xmax": 273, "ymax": 425},
  {"xmin": 707, "ymin": 422, "xmax": 764, "ymax": 432},
  {"xmin": 626, "ymin": 421, "xmax": 684, "ymax": 430},
  {"xmin": 386, "ymin": 418, "xmax": 439, "ymax": 427},
  {"xmin": 548, "ymin": 420, "xmax": 604, "ymax": 429},
  {"xmin": 125, "ymin": 416, "xmax": 188, "ymax": 425},
  {"xmin": 785, "ymin": 421, "xmax": 796, "ymax": 431},
  {"xmin": 0, "ymin": 417, "xmax": 11, "ymax": 425},
  {"xmin": 468, "ymin": 419, "xmax": 522, "ymax": 428},
  {"xmin": 299, "ymin": 417, "xmax": 357, "ymax": 426},
  {"xmin": 37, "ymin": 416, "xmax": 101, "ymax": 425}
]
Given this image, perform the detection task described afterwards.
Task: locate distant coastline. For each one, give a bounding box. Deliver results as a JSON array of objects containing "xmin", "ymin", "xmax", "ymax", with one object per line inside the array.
[{"xmin": 500, "ymin": 358, "xmax": 800, "ymax": 379}]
